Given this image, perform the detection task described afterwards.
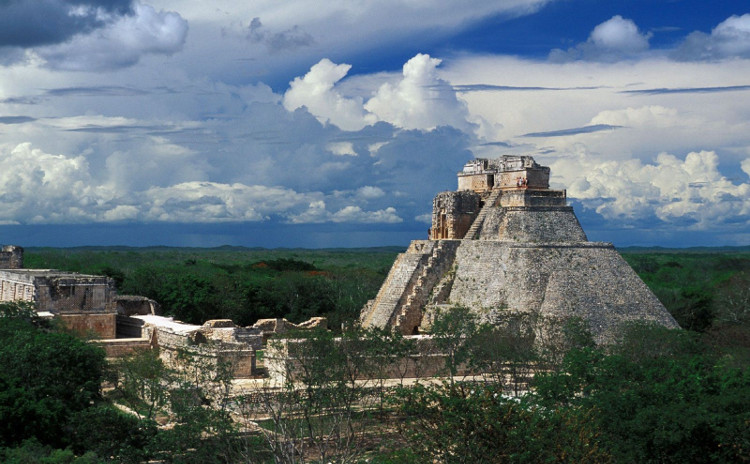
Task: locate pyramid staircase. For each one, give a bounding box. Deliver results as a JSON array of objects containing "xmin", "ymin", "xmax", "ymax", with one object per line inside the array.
[
  {"xmin": 464, "ymin": 188, "xmax": 501, "ymax": 240},
  {"xmin": 392, "ymin": 241, "xmax": 460, "ymax": 334},
  {"xmin": 360, "ymin": 245, "xmax": 432, "ymax": 329}
]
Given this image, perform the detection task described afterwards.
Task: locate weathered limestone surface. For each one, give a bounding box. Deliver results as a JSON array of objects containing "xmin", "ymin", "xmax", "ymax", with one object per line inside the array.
[
  {"xmin": 0, "ymin": 245, "xmax": 23, "ymax": 269},
  {"xmin": 360, "ymin": 241, "xmax": 436, "ymax": 329},
  {"xmin": 448, "ymin": 241, "xmax": 678, "ymax": 343},
  {"xmin": 59, "ymin": 313, "xmax": 117, "ymax": 339},
  {"xmin": 361, "ymin": 155, "xmax": 679, "ymax": 344},
  {"xmin": 430, "ymin": 191, "xmax": 480, "ymax": 240},
  {"xmin": 493, "ymin": 207, "xmax": 588, "ymax": 243},
  {"xmin": 132, "ymin": 315, "xmax": 260, "ymax": 378},
  {"xmin": 0, "ymin": 267, "xmax": 118, "ymax": 338},
  {"xmin": 265, "ymin": 335, "xmax": 475, "ymax": 383}
]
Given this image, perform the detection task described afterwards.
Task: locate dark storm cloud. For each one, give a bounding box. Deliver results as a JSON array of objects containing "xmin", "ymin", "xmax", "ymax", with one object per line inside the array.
[
  {"xmin": 622, "ymin": 85, "xmax": 750, "ymax": 95},
  {"xmin": 479, "ymin": 141, "xmax": 512, "ymax": 147},
  {"xmin": 0, "ymin": 116, "xmax": 35, "ymax": 124},
  {"xmin": 45, "ymin": 86, "xmax": 150, "ymax": 97},
  {"xmin": 1, "ymin": 86, "xmax": 167, "ymax": 105},
  {"xmin": 0, "ymin": 0, "xmax": 134, "ymax": 47},
  {"xmin": 65, "ymin": 123, "xmax": 178, "ymax": 133},
  {"xmin": 521, "ymin": 124, "xmax": 622, "ymax": 137},
  {"xmin": 248, "ymin": 17, "xmax": 315, "ymax": 53}
]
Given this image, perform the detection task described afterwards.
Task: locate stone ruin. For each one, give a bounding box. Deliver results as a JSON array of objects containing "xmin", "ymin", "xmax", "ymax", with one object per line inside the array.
[
  {"xmin": 0, "ymin": 248, "xmax": 266, "ymax": 378},
  {"xmin": 0, "ymin": 156, "xmax": 681, "ymax": 384},
  {"xmin": 360, "ymin": 155, "xmax": 679, "ymax": 344}
]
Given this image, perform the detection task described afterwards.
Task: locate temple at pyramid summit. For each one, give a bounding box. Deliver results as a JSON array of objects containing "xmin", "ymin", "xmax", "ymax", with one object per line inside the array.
[{"xmin": 360, "ymin": 155, "xmax": 679, "ymax": 343}]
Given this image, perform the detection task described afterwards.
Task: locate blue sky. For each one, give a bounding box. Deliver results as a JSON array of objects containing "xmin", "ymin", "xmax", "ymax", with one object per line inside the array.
[{"xmin": 0, "ymin": 0, "xmax": 749, "ymax": 248}]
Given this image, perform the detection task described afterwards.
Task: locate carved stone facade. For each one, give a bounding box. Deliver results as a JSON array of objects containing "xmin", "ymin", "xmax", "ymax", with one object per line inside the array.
[
  {"xmin": 361, "ymin": 155, "xmax": 679, "ymax": 343},
  {"xmin": 430, "ymin": 191, "xmax": 481, "ymax": 240},
  {"xmin": 0, "ymin": 266, "xmax": 118, "ymax": 339}
]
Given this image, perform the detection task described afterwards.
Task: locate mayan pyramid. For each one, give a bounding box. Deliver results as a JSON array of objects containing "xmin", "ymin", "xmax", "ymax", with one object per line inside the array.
[{"xmin": 360, "ymin": 155, "xmax": 679, "ymax": 343}]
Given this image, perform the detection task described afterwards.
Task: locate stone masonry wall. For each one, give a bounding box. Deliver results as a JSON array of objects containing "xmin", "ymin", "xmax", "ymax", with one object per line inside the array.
[
  {"xmin": 498, "ymin": 189, "xmax": 566, "ymax": 207},
  {"xmin": 495, "ymin": 207, "xmax": 588, "ymax": 243},
  {"xmin": 0, "ymin": 270, "xmax": 35, "ymax": 303},
  {"xmin": 0, "ymin": 245, "xmax": 23, "ymax": 269},
  {"xmin": 447, "ymin": 241, "xmax": 679, "ymax": 343},
  {"xmin": 431, "ymin": 191, "xmax": 481, "ymax": 240},
  {"xmin": 265, "ymin": 335, "xmax": 475, "ymax": 383},
  {"xmin": 457, "ymin": 173, "xmax": 494, "ymax": 193},
  {"xmin": 35, "ymin": 276, "xmax": 115, "ymax": 313},
  {"xmin": 59, "ymin": 313, "xmax": 117, "ymax": 339}
]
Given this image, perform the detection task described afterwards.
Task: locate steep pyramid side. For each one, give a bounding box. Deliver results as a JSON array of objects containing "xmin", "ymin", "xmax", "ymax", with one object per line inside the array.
[{"xmin": 445, "ymin": 241, "xmax": 679, "ymax": 343}]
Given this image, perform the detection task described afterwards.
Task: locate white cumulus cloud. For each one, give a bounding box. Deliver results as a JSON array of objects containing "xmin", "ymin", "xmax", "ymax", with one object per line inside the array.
[
  {"xmin": 365, "ymin": 54, "xmax": 472, "ymax": 131},
  {"xmin": 283, "ymin": 59, "xmax": 375, "ymax": 131},
  {"xmin": 0, "ymin": 143, "xmax": 107, "ymax": 223},
  {"xmin": 332, "ymin": 205, "xmax": 402, "ymax": 223},
  {"xmin": 284, "ymin": 53, "xmax": 472, "ymax": 132},
  {"xmin": 674, "ymin": 14, "xmax": 750, "ymax": 60},
  {"xmin": 558, "ymin": 150, "xmax": 750, "ymax": 229},
  {"xmin": 550, "ymin": 15, "xmax": 651, "ymax": 62}
]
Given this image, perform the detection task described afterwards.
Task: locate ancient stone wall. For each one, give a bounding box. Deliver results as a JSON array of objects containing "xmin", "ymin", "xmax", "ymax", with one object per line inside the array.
[
  {"xmin": 447, "ymin": 241, "xmax": 678, "ymax": 343},
  {"xmin": 498, "ymin": 189, "xmax": 566, "ymax": 207},
  {"xmin": 59, "ymin": 313, "xmax": 117, "ymax": 339},
  {"xmin": 35, "ymin": 275, "xmax": 115, "ymax": 313},
  {"xmin": 431, "ymin": 190, "xmax": 481, "ymax": 239},
  {"xmin": 265, "ymin": 335, "xmax": 475, "ymax": 383},
  {"xmin": 0, "ymin": 270, "xmax": 35, "ymax": 302},
  {"xmin": 495, "ymin": 207, "xmax": 588, "ymax": 242},
  {"xmin": 0, "ymin": 245, "xmax": 23, "ymax": 269},
  {"xmin": 115, "ymin": 295, "xmax": 160, "ymax": 316},
  {"xmin": 457, "ymin": 173, "xmax": 494, "ymax": 192},
  {"xmin": 496, "ymin": 167, "xmax": 549, "ymax": 189}
]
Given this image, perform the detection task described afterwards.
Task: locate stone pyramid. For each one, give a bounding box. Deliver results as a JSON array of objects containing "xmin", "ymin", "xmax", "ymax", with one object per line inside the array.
[{"xmin": 360, "ymin": 156, "xmax": 679, "ymax": 343}]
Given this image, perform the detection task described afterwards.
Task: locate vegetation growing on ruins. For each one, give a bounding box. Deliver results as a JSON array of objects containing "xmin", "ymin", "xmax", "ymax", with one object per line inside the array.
[
  {"xmin": 4, "ymin": 247, "xmax": 748, "ymax": 462},
  {"xmin": 1, "ymin": 299, "xmax": 749, "ymax": 462}
]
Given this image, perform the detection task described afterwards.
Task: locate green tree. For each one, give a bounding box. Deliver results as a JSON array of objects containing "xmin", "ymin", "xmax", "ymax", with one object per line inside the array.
[
  {"xmin": 0, "ymin": 316, "xmax": 105, "ymax": 449},
  {"xmin": 393, "ymin": 381, "xmax": 611, "ymax": 463},
  {"xmin": 533, "ymin": 324, "xmax": 750, "ymax": 463}
]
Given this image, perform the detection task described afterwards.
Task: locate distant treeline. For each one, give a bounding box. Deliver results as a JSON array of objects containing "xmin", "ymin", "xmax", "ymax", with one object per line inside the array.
[
  {"xmin": 24, "ymin": 247, "xmax": 750, "ymax": 340},
  {"xmin": 24, "ymin": 247, "xmax": 402, "ymax": 329}
]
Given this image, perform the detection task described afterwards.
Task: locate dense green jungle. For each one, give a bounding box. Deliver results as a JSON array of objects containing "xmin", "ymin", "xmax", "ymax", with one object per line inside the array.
[
  {"xmin": 0, "ymin": 246, "xmax": 747, "ymax": 463},
  {"xmin": 22, "ymin": 245, "xmax": 750, "ymax": 342}
]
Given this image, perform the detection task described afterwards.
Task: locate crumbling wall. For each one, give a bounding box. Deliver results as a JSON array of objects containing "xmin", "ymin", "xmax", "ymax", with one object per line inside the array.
[
  {"xmin": 0, "ymin": 245, "xmax": 24, "ymax": 269},
  {"xmin": 265, "ymin": 335, "xmax": 475, "ymax": 383},
  {"xmin": 430, "ymin": 191, "xmax": 481, "ymax": 240},
  {"xmin": 154, "ymin": 325, "xmax": 258, "ymax": 379},
  {"xmin": 34, "ymin": 275, "xmax": 116, "ymax": 313},
  {"xmin": 115, "ymin": 295, "xmax": 160, "ymax": 316}
]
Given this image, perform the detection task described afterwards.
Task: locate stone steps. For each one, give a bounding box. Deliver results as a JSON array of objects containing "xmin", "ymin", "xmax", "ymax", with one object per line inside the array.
[
  {"xmin": 393, "ymin": 241, "xmax": 459, "ymax": 333},
  {"xmin": 465, "ymin": 188, "xmax": 501, "ymax": 240},
  {"xmin": 362, "ymin": 252, "xmax": 426, "ymax": 328}
]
